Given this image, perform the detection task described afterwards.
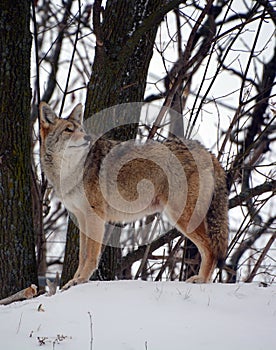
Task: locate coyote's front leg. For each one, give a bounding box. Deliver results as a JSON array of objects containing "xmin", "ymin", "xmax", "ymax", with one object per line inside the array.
[{"xmin": 62, "ymin": 216, "xmax": 104, "ymax": 290}]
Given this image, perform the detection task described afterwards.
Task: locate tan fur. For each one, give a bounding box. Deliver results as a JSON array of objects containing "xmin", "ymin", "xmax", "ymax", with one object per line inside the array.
[{"xmin": 39, "ymin": 102, "xmax": 228, "ymax": 289}]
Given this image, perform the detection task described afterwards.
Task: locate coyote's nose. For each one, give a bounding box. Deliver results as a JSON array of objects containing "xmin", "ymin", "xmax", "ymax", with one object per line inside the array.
[{"xmin": 84, "ymin": 135, "xmax": 91, "ymax": 142}]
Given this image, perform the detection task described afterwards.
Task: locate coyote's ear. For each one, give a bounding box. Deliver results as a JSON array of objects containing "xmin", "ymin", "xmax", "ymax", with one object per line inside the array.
[
  {"xmin": 39, "ymin": 102, "xmax": 58, "ymax": 128},
  {"xmin": 68, "ymin": 103, "xmax": 83, "ymax": 124}
]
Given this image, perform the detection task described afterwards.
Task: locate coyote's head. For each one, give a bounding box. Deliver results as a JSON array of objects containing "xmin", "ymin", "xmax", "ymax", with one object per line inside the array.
[{"xmin": 39, "ymin": 102, "xmax": 91, "ymax": 155}]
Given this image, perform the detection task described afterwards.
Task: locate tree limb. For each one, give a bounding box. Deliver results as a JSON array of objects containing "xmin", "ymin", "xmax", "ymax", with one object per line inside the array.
[
  {"xmin": 148, "ymin": 0, "xmax": 215, "ymax": 139},
  {"xmin": 245, "ymin": 234, "xmax": 276, "ymax": 283},
  {"xmin": 226, "ymin": 217, "xmax": 275, "ymax": 283},
  {"xmin": 229, "ymin": 179, "xmax": 276, "ymax": 209},
  {"xmin": 41, "ymin": 0, "xmax": 74, "ymax": 103},
  {"xmin": 118, "ymin": 229, "xmax": 181, "ymax": 273},
  {"xmin": 121, "ymin": 0, "xmax": 186, "ymax": 64}
]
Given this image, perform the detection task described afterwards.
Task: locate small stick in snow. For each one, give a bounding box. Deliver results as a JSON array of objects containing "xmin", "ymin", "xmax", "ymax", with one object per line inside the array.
[
  {"xmin": 46, "ymin": 271, "xmax": 60, "ymax": 296},
  {"xmin": 0, "ymin": 284, "xmax": 37, "ymax": 306},
  {"xmin": 88, "ymin": 311, "xmax": 94, "ymax": 350}
]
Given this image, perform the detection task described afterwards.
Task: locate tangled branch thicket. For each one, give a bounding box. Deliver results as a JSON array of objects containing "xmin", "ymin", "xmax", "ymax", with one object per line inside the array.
[{"xmin": 31, "ymin": 0, "xmax": 276, "ymax": 284}]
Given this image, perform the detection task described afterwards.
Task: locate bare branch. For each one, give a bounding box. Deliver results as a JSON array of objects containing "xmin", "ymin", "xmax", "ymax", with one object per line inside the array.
[
  {"xmin": 41, "ymin": 0, "xmax": 74, "ymax": 103},
  {"xmin": 93, "ymin": 0, "xmax": 103, "ymax": 46},
  {"xmin": 226, "ymin": 217, "xmax": 276, "ymax": 283},
  {"xmin": 59, "ymin": 0, "xmax": 82, "ymax": 116},
  {"xmin": 118, "ymin": 229, "xmax": 181, "ymax": 273},
  {"xmin": 148, "ymin": 0, "xmax": 215, "ymax": 139},
  {"xmin": 155, "ymin": 236, "xmax": 185, "ymax": 281},
  {"xmin": 229, "ymin": 179, "xmax": 276, "ymax": 209},
  {"xmin": 245, "ymin": 234, "xmax": 276, "ymax": 283}
]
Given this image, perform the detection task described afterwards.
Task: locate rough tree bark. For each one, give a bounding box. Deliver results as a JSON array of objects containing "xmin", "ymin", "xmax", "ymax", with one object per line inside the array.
[{"xmin": 0, "ymin": 1, "xmax": 38, "ymax": 298}]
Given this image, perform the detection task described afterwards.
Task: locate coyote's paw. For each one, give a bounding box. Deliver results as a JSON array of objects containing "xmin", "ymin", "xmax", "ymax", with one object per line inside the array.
[
  {"xmin": 185, "ymin": 275, "xmax": 208, "ymax": 284},
  {"xmin": 61, "ymin": 277, "xmax": 89, "ymax": 291}
]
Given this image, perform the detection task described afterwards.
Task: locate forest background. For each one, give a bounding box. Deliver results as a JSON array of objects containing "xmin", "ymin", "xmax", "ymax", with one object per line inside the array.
[{"xmin": 0, "ymin": 0, "xmax": 275, "ymax": 299}]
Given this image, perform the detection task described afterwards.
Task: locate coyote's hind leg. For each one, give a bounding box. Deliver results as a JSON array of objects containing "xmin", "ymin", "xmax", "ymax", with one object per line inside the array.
[{"xmin": 177, "ymin": 221, "xmax": 217, "ymax": 283}]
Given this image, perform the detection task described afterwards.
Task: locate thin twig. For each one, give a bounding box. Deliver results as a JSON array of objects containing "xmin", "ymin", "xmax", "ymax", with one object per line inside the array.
[
  {"xmin": 155, "ymin": 236, "xmax": 185, "ymax": 281},
  {"xmin": 16, "ymin": 313, "xmax": 23, "ymax": 334},
  {"xmin": 135, "ymin": 216, "xmax": 163, "ymax": 279},
  {"xmin": 41, "ymin": 0, "xmax": 74, "ymax": 103},
  {"xmin": 229, "ymin": 179, "xmax": 276, "ymax": 209},
  {"xmin": 147, "ymin": 0, "xmax": 214, "ymax": 140},
  {"xmin": 118, "ymin": 229, "xmax": 181, "ymax": 274},
  {"xmin": 59, "ymin": 0, "xmax": 82, "ymax": 116},
  {"xmin": 245, "ymin": 235, "xmax": 276, "ymax": 283},
  {"xmin": 88, "ymin": 312, "xmax": 93, "ymax": 350}
]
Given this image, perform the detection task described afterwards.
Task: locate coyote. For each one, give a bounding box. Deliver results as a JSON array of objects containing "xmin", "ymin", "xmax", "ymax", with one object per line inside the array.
[{"xmin": 39, "ymin": 102, "xmax": 228, "ymax": 289}]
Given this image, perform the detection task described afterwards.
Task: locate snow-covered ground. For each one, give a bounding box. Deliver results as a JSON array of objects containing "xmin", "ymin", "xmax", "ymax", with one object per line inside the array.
[{"xmin": 1, "ymin": 281, "xmax": 275, "ymax": 350}]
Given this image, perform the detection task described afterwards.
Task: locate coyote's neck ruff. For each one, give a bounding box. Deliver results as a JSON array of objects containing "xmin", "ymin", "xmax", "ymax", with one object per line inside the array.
[{"xmin": 40, "ymin": 102, "xmax": 228, "ymax": 289}]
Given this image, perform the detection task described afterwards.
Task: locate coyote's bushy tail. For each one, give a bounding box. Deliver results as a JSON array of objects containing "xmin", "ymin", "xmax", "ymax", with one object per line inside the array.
[{"xmin": 207, "ymin": 169, "xmax": 229, "ymax": 268}]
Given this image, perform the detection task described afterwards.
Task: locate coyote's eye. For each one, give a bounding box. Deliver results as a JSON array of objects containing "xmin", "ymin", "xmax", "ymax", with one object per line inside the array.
[{"xmin": 64, "ymin": 127, "xmax": 74, "ymax": 133}]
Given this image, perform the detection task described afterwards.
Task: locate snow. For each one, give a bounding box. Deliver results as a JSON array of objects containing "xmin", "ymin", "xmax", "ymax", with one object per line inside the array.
[{"xmin": 1, "ymin": 281, "xmax": 275, "ymax": 350}]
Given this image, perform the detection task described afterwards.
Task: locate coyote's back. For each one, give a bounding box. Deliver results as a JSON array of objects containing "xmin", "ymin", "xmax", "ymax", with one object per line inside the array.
[{"xmin": 39, "ymin": 102, "xmax": 228, "ymax": 288}]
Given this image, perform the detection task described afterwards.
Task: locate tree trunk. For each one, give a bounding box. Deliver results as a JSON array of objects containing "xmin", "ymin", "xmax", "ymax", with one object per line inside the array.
[
  {"xmin": 62, "ymin": 0, "xmax": 165, "ymax": 284},
  {"xmin": 0, "ymin": 1, "xmax": 38, "ymax": 298},
  {"xmin": 60, "ymin": 219, "xmax": 79, "ymax": 287}
]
